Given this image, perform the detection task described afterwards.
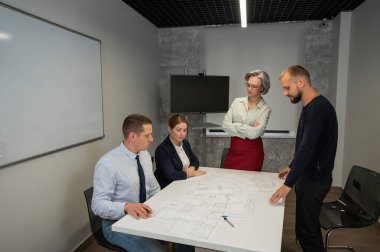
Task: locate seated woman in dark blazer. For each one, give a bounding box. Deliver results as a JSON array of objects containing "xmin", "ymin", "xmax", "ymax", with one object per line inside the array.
[{"xmin": 155, "ymin": 114, "xmax": 206, "ymax": 189}]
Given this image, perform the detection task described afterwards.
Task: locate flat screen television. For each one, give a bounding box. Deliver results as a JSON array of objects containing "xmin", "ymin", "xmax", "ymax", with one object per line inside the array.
[{"xmin": 170, "ymin": 75, "xmax": 229, "ymax": 113}]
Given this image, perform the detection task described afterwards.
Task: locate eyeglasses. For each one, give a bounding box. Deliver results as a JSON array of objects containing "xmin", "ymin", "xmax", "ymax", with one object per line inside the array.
[{"xmin": 245, "ymin": 83, "xmax": 261, "ymax": 89}]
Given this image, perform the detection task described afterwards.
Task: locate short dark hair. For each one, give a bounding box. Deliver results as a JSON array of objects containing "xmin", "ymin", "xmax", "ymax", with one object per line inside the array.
[
  {"xmin": 279, "ymin": 65, "xmax": 311, "ymax": 84},
  {"xmin": 122, "ymin": 114, "xmax": 152, "ymax": 137},
  {"xmin": 168, "ymin": 114, "xmax": 188, "ymax": 129}
]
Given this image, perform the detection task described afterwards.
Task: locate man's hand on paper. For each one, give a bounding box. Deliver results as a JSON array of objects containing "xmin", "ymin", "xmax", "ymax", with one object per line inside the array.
[
  {"xmin": 124, "ymin": 203, "xmax": 153, "ymax": 219},
  {"xmin": 278, "ymin": 166, "xmax": 291, "ymax": 179},
  {"xmin": 269, "ymin": 184, "xmax": 291, "ymax": 205},
  {"xmin": 269, "ymin": 166, "xmax": 292, "ymax": 205}
]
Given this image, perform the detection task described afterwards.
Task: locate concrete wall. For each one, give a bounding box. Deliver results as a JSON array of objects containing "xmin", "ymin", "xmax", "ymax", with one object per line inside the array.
[
  {"xmin": 205, "ymin": 137, "xmax": 295, "ymax": 171},
  {"xmin": 0, "ymin": 0, "xmax": 159, "ymax": 251},
  {"xmin": 158, "ymin": 27, "xmax": 202, "ymax": 139},
  {"xmin": 304, "ymin": 21, "xmax": 334, "ymax": 103},
  {"xmin": 343, "ymin": 0, "xmax": 380, "ymax": 181}
]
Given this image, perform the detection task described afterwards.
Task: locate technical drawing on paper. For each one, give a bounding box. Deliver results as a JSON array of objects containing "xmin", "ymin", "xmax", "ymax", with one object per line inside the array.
[
  {"xmin": 152, "ymin": 199, "xmax": 221, "ymax": 240},
  {"xmin": 150, "ymin": 171, "xmax": 281, "ymax": 240}
]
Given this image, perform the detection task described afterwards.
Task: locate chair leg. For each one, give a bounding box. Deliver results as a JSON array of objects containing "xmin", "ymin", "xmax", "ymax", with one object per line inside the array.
[
  {"xmin": 324, "ymin": 228, "xmax": 357, "ymax": 252},
  {"xmin": 295, "ymin": 237, "xmax": 301, "ymax": 248},
  {"xmin": 166, "ymin": 241, "xmax": 175, "ymax": 252}
]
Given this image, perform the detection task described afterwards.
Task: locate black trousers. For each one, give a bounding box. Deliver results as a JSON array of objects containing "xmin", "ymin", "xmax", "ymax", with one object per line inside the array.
[{"xmin": 295, "ymin": 176, "xmax": 332, "ymax": 252}]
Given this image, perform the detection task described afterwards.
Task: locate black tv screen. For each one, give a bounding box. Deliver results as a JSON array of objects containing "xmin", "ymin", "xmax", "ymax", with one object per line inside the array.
[{"xmin": 170, "ymin": 75, "xmax": 229, "ymax": 113}]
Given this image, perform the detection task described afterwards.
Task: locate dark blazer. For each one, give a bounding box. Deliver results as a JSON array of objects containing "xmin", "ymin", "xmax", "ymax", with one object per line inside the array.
[{"xmin": 154, "ymin": 136, "xmax": 200, "ymax": 189}]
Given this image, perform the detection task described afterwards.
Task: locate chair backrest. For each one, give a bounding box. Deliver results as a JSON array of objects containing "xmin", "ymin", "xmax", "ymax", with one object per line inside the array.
[
  {"xmin": 341, "ymin": 165, "xmax": 380, "ymax": 220},
  {"xmin": 84, "ymin": 187, "xmax": 126, "ymax": 251},
  {"xmin": 220, "ymin": 148, "xmax": 230, "ymax": 168}
]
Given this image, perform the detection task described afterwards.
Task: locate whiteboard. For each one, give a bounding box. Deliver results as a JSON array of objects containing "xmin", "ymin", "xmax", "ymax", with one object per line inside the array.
[{"xmin": 0, "ymin": 3, "xmax": 104, "ymax": 168}]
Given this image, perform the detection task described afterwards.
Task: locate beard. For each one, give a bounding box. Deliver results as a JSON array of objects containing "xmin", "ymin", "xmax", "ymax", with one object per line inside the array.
[{"xmin": 290, "ymin": 89, "xmax": 302, "ymax": 104}]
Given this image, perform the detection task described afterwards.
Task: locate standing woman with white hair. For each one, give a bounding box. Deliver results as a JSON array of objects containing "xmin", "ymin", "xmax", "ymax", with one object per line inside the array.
[{"xmin": 222, "ymin": 69, "xmax": 271, "ymax": 171}]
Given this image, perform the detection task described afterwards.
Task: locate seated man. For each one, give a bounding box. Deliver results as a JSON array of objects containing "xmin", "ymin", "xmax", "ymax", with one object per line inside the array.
[{"xmin": 91, "ymin": 114, "xmax": 166, "ymax": 252}]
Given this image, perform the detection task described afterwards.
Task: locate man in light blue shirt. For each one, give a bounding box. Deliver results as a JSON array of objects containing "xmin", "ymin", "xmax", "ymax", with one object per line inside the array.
[{"xmin": 92, "ymin": 114, "xmax": 166, "ymax": 251}]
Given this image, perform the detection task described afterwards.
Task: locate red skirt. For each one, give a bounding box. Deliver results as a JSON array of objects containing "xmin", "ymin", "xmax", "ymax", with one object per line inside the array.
[{"xmin": 223, "ymin": 137, "xmax": 264, "ymax": 171}]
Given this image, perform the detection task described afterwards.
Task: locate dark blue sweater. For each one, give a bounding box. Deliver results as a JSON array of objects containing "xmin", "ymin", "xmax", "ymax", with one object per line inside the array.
[{"xmin": 285, "ymin": 95, "xmax": 338, "ymax": 187}]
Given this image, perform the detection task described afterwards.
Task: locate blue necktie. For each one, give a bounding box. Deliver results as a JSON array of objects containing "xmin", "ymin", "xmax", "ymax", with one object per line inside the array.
[{"xmin": 135, "ymin": 155, "xmax": 146, "ymax": 203}]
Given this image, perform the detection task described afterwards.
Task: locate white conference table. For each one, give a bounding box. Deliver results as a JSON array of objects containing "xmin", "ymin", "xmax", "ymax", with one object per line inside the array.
[{"xmin": 112, "ymin": 167, "xmax": 285, "ymax": 252}]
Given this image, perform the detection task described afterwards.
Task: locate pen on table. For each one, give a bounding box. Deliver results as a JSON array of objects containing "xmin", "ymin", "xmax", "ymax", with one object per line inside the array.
[{"xmin": 222, "ymin": 215, "xmax": 234, "ymax": 228}]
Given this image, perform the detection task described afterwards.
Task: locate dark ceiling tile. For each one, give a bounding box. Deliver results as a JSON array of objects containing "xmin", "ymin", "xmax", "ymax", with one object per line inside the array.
[{"xmin": 122, "ymin": 0, "xmax": 366, "ymax": 28}]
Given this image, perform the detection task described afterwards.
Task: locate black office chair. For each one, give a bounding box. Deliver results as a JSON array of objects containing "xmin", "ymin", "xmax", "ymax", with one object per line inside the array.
[
  {"xmin": 83, "ymin": 187, "xmax": 128, "ymax": 252},
  {"xmin": 319, "ymin": 165, "xmax": 380, "ymax": 252},
  {"xmin": 220, "ymin": 147, "xmax": 230, "ymax": 168}
]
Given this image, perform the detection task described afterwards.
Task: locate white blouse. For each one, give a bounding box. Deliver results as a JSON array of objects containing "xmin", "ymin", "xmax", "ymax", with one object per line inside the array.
[
  {"xmin": 222, "ymin": 97, "xmax": 271, "ymax": 139},
  {"xmin": 170, "ymin": 139, "xmax": 190, "ymax": 170}
]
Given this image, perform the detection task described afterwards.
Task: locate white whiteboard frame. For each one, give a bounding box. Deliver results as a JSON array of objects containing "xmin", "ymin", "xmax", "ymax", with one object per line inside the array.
[{"xmin": 0, "ymin": 3, "xmax": 104, "ymax": 169}]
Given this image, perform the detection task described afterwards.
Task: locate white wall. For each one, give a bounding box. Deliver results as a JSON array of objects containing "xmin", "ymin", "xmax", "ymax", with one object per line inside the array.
[
  {"xmin": 0, "ymin": 0, "xmax": 159, "ymax": 251},
  {"xmin": 330, "ymin": 12, "xmax": 351, "ymax": 186},
  {"xmin": 343, "ymin": 0, "xmax": 380, "ymax": 182},
  {"xmin": 200, "ymin": 23, "xmax": 305, "ymax": 131}
]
